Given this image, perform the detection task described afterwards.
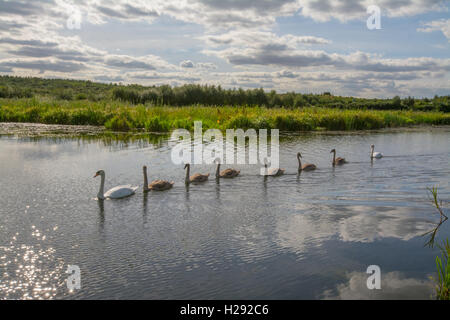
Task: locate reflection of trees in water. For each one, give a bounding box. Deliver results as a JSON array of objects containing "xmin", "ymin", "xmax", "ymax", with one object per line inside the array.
[
  {"xmin": 2, "ymin": 128, "xmax": 345, "ymax": 151},
  {"xmin": 8, "ymin": 132, "xmax": 170, "ymax": 150}
]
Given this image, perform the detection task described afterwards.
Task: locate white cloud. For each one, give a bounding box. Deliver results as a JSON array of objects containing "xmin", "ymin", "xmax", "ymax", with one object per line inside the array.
[
  {"xmin": 418, "ymin": 19, "xmax": 450, "ymax": 41},
  {"xmin": 208, "ymin": 38, "xmax": 450, "ymax": 73},
  {"xmin": 1, "ymin": 0, "xmax": 447, "ymax": 29},
  {"xmin": 298, "ymin": 0, "xmax": 447, "ymax": 22},
  {"xmin": 322, "ymin": 271, "xmax": 434, "ymax": 300},
  {"xmin": 275, "ymin": 205, "xmax": 434, "ymax": 255},
  {"xmin": 104, "ymin": 54, "xmax": 173, "ymax": 70},
  {"xmin": 0, "ymin": 0, "xmax": 448, "ymax": 97},
  {"xmin": 180, "ymin": 60, "xmax": 195, "ymax": 68},
  {"xmin": 204, "ymin": 30, "xmax": 331, "ymax": 48}
]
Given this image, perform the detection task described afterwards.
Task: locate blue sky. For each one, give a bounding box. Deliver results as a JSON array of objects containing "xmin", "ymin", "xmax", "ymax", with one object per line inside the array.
[{"xmin": 0, "ymin": 0, "xmax": 449, "ymax": 97}]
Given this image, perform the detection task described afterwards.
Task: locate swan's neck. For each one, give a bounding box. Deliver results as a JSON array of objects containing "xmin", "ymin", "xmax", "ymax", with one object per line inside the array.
[
  {"xmin": 185, "ymin": 165, "xmax": 190, "ymax": 184},
  {"xmin": 143, "ymin": 167, "xmax": 149, "ymax": 191},
  {"xmin": 216, "ymin": 163, "xmax": 220, "ymax": 177},
  {"xmin": 332, "ymin": 151, "xmax": 336, "ymax": 165},
  {"xmin": 297, "ymin": 156, "xmax": 302, "ymax": 170},
  {"xmin": 371, "ymin": 147, "xmax": 374, "ymax": 159},
  {"xmin": 98, "ymin": 173, "xmax": 105, "ymax": 200}
]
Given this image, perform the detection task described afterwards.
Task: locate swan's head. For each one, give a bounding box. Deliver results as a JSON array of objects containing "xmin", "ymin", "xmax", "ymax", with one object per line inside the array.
[
  {"xmin": 371, "ymin": 144, "xmax": 375, "ymax": 149},
  {"xmin": 297, "ymin": 152, "xmax": 302, "ymax": 158},
  {"xmin": 330, "ymin": 149, "xmax": 336, "ymax": 153},
  {"xmin": 214, "ymin": 157, "xmax": 221, "ymax": 164},
  {"xmin": 184, "ymin": 163, "xmax": 190, "ymax": 169},
  {"xmin": 94, "ymin": 170, "xmax": 104, "ymax": 178}
]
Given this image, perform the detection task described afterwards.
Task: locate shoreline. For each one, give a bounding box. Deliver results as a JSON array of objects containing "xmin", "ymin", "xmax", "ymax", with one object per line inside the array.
[{"xmin": 1, "ymin": 121, "xmax": 449, "ymax": 138}]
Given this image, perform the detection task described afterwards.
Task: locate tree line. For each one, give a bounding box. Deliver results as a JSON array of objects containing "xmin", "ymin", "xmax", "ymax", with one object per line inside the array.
[{"xmin": 1, "ymin": 75, "xmax": 449, "ymax": 112}]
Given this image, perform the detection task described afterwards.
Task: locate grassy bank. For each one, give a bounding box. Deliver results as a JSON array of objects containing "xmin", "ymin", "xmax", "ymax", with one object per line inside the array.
[{"xmin": 1, "ymin": 97, "xmax": 450, "ymax": 132}]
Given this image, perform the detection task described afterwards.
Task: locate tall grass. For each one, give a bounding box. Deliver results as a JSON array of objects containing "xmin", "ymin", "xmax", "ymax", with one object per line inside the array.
[
  {"xmin": 435, "ymin": 239, "xmax": 450, "ymax": 300},
  {"xmin": 425, "ymin": 188, "xmax": 449, "ymax": 300},
  {"xmin": 1, "ymin": 97, "xmax": 450, "ymax": 132}
]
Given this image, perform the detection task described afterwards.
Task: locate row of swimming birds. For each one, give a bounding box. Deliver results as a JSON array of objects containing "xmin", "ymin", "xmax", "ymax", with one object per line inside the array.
[{"xmin": 94, "ymin": 145, "xmax": 383, "ymax": 200}]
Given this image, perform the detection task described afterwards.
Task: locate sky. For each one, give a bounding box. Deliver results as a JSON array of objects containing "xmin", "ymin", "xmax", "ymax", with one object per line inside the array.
[{"xmin": 0, "ymin": 0, "xmax": 449, "ymax": 98}]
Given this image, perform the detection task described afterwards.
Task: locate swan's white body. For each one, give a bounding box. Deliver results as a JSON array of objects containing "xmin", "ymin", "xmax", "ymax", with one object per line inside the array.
[
  {"xmin": 371, "ymin": 145, "xmax": 383, "ymax": 159},
  {"xmin": 372, "ymin": 152, "xmax": 383, "ymax": 159},
  {"xmin": 95, "ymin": 170, "xmax": 138, "ymax": 200},
  {"xmin": 103, "ymin": 185, "xmax": 138, "ymax": 199}
]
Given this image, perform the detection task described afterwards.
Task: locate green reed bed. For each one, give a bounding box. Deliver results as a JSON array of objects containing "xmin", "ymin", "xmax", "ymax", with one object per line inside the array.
[
  {"xmin": 1, "ymin": 97, "xmax": 450, "ymax": 132},
  {"xmin": 435, "ymin": 239, "xmax": 450, "ymax": 300}
]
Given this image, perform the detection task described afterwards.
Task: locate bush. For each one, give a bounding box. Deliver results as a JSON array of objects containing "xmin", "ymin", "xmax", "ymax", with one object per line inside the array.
[
  {"xmin": 55, "ymin": 89, "xmax": 74, "ymax": 101},
  {"xmin": 226, "ymin": 116, "xmax": 255, "ymax": 129},
  {"xmin": 318, "ymin": 114, "xmax": 346, "ymax": 130},
  {"xmin": 112, "ymin": 87, "xmax": 141, "ymax": 104},
  {"xmin": 105, "ymin": 115, "xmax": 133, "ymax": 131},
  {"xmin": 345, "ymin": 113, "xmax": 383, "ymax": 130},
  {"xmin": 173, "ymin": 118, "xmax": 194, "ymax": 130},
  {"xmin": 273, "ymin": 115, "xmax": 313, "ymax": 131},
  {"xmin": 42, "ymin": 109, "xmax": 71, "ymax": 124},
  {"xmin": 75, "ymin": 93, "xmax": 88, "ymax": 100},
  {"xmin": 145, "ymin": 116, "xmax": 170, "ymax": 132}
]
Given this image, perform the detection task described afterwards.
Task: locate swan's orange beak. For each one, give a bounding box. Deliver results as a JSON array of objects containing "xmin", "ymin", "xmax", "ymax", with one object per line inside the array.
[{"xmin": 93, "ymin": 173, "xmax": 99, "ymax": 178}]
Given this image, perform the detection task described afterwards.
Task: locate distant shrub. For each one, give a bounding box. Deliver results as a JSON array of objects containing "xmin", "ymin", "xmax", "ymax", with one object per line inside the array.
[
  {"xmin": 226, "ymin": 116, "xmax": 255, "ymax": 129},
  {"xmin": 105, "ymin": 115, "xmax": 133, "ymax": 131},
  {"xmin": 0, "ymin": 86, "xmax": 33, "ymax": 98},
  {"xmin": 71, "ymin": 109, "xmax": 105, "ymax": 125},
  {"xmin": 345, "ymin": 114, "xmax": 384, "ymax": 130},
  {"xmin": 42, "ymin": 109, "xmax": 71, "ymax": 124},
  {"xmin": 173, "ymin": 118, "xmax": 194, "ymax": 130},
  {"xmin": 112, "ymin": 88, "xmax": 141, "ymax": 104},
  {"xmin": 55, "ymin": 89, "xmax": 74, "ymax": 101},
  {"xmin": 145, "ymin": 116, "xmax": 170, "ymax": 132},
  {"xmin": 140, "ymin": 90, "xmax": 159, "ymax": 104},
  {"xmin": 75, "ymin": 93, "xmax": 87, "ymax": 100},
  {"xmin": 273, "ymin": 115, "xmax": 313, "ymax": 131},
  {"xmin": 253, "ymin": 118, "xmax": 272, "ymax": 130}
]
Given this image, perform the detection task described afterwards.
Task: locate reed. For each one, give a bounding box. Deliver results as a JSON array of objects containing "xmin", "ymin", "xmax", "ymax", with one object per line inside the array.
[
  {"xmin": 1, "ymin": 97, "xmax": 450, "ymax": 132},
  {"xmin": 425, "ymin": 188, "xmax": 450, "ymax": 300},
  {"xmin": 435, "ymin": 239, "xmax": 450, "ymax": 300}
]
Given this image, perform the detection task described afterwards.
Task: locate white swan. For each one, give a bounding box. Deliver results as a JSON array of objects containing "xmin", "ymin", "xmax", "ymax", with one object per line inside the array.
[
  {"xmin": 370, "ymin": 144, "xmax": 383, "ymax": 159},
  {"xmin": 94, "ymin": 170, "xmax": 138, "ymax": 200}
]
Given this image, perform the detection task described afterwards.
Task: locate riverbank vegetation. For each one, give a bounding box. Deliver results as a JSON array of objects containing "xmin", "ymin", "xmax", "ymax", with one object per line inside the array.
[
  {"xmin": 1, "ymin": 76, "xmax": 449, "ymax": 132},
  {"xmin": 425, "ymin": 188, "xmax": 449, "ymax": 300},
  {"xmin": 1, "ymin": 97, "xmax": 449, "ymax": 132},
  {"xmin": 435, "ymin": 239, "xmax": 450, "ymax": 300}
]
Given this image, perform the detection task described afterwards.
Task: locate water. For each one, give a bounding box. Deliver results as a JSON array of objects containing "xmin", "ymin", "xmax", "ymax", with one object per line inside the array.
[{"xmin": 0, "ymin": 124, "xmax": 449, "ymax": 299}]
